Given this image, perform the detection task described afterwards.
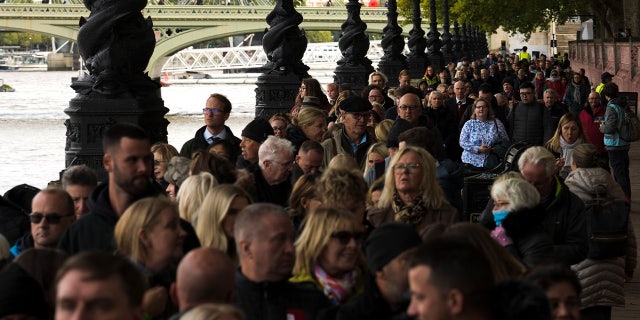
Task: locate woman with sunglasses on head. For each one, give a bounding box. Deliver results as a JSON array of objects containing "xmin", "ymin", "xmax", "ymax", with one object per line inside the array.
[
  {"xmin": 151, "ymin": 142, "xmax": 179, "ymax": 190},
  {"xmin": 372, "ymin": 146, "xmax": 457, "ymax": 235},
  {"xmin": 290, "ymin": 207, "xmax": 366, "ymax": 305}
]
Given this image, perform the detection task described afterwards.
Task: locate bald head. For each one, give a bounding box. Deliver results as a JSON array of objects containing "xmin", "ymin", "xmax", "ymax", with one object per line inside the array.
[{"xmin": 173, "ymin": 248, "xmax": 235, "ymax": 311}]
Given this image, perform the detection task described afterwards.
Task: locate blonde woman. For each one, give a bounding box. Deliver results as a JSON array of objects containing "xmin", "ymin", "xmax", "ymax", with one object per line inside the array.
[
  {"xmin": 182, "ymin": 303, "xmax": 244, "ymax": 320},
  {"xmin": 374, "ymin": 146, "xmax": 457, "ymax": 233},
  {"xmin": 176, "ymin": 172, "xmax": 217, "ymax": 226},
  {"xmin": 288, "ymin": 106, "xmax": 327, "ymax": 152},
  {"xmin": 195, "ymin": 184, "xmax": 252, "ymax": 262},
  {"xmin": 114, "ymin": 196, "xmax": 186, "ymax": 319},
  {"xmin": 374, "ymin": 119, "xmax": 394, "ymax": 144},
  {"xmin": 545, "ymin": 113, "xmax": 588, "ymax": 178},
  {"xmin": 363, "ymin": 142, "xmax": 389, "ymax": 175},
  {"xmin": 290, "ymin": 207, "xmax": 366, "ymax": 305}
]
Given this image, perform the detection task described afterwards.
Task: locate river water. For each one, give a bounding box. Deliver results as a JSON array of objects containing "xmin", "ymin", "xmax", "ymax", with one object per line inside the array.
[{"xmin": 0, "ymin": 70, "xmax": 315, "ymax": 193}]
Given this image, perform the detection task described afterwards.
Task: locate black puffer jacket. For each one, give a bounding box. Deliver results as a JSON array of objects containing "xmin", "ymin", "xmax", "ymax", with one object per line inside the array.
[
  {"xmin": 234, "ymin": 270, "xmax": 331, "ymax": 320},
  {"xmin": 480, "ymin": 178, "xmax": 588, "ymax": 266},
  {"xmin": 501, "ymin": 205, "xmax": 554, "ymax": 268}
]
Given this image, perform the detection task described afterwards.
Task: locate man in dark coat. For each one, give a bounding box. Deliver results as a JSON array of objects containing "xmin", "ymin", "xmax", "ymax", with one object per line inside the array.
[
  {"xmin": 234, "ymin": 203, "xmax": 331, "ymax": 320},
  {"xmin": 479, "ymin": 146, "xmax": 587, "ymax": 266},
  {"xmin": 335, "ymin": 223, "xmax": 421, "ymax": 320},
  {"xmin": 180, "ymin": 93, "xmax": 241, "ymax": 159},
  {"xmin": 59, "ymin": 123, "xmax": 200, "ymax": 254},
  {"xmin": 507, "ymin": 82, "xmax": 549, "ymax": 146}
]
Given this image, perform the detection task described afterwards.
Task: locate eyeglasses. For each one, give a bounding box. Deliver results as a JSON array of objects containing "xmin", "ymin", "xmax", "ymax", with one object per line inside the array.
[
  {"xmin": 475, "ymin": 105, "xmax": 489, "ymax": 109},
  {"xmin": 393, "ymin": 163, "xmax": 421, "ymax": 172},
  {"xmin": 398, "ymin": 105, "xmax": 420, "ymax": 111},
  {"xmin": 153, "ymin": 160, "xmax": 166, "ymax": 166},
  {"xmin": 29, "ymin": 212, "xmax": 73, "ymax": 224},
  {"xmin": 330, "ymin": 231, "xmax": 365, "ymax": 245},
  {"xmin": 519, "ymin": 92, "xmax": 532, "ymax": 96},
  {"xmin": 345, "ymin": 112, "xmax": 371, "ymax": 120},
  {"xmin": 203, "ymin": 108, "xmax": 225, "ymax": 115}
]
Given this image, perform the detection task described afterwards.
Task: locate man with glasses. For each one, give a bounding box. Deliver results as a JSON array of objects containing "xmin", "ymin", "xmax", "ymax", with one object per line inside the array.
[
  {"xmin": 180, "ymin": 93, "xmax": 241, "ymax": 160},
  {"xmin": 322, "ymin": 96, "xmax": 376, "ymax": 169},
  {"xmin": 250, "ymin": 136, "xmax": 295, "ymax": 206},
  {"xmin": 507, "ymin": 82, "xmax": 548, "ymax": 146},
  {"xmin": 10, "ymin": 188, "xmax": 75, "ymax": 256}
]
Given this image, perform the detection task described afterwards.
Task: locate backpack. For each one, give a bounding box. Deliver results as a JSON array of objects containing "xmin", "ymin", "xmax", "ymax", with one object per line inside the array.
[
  {"xmin": 610, "ymin": 103, "xmax": 640, "ymax": 142},
  {"xmin": 584, "ymin": 184, "xmax": 629, "ymax": 259}
]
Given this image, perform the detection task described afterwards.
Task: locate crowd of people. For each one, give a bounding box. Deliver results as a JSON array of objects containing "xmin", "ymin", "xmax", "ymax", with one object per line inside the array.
[{"xmin": 0, "ymin": 51, "xmax": 636, "ymax": 320}]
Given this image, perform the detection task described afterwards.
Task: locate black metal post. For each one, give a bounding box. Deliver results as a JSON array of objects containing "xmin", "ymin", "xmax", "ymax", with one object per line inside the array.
[
  {"xmin": 377, "ymin": 0, "xmax": 407, "ymax": 87},
  {"xmin": 65, "ymin": 0, "xmax": 168, "ymax": 180},
  {"xmin": 452, "ymin": 20, "xmax": 461, "ymax": 62},
  {"xmin": 255, "ymin": 0, "xmax": 310, "ymax": 119},
  {"xmin": 333, "ymin": 0, "xmax": 374, "ymax": 94},
  {"xmin": 405, "ymin": 0, "xmax": 428, "ymax": 79},
  {"xmin": 426, "ymin": 0, "xmax": 442, "ymax": 73},
  {"xmin": 440, "ymin": 0, "xmax": 453, "ymax": 66}
]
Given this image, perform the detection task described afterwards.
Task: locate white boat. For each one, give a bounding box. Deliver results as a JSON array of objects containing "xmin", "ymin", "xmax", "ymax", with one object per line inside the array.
[{"xmin": 0, "ymin": 56, "xmax": 19, "ymax": 71}]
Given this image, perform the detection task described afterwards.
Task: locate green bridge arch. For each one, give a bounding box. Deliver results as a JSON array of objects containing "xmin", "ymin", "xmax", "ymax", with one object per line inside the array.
[{"xmin": 0, "ymin": 4, "xmax": 412, "ymax": 77}]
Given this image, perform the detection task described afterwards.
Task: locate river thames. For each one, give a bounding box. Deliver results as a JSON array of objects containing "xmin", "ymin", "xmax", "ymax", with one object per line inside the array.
[{"xmin": 0, "ymin": 70, "xmax": 304, "ymax": 193}]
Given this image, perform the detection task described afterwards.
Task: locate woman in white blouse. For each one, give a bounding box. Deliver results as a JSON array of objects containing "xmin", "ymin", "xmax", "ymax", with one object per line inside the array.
[{"xmin": 459, "ymin": 98, "xmax": 510, "ymax": 168}]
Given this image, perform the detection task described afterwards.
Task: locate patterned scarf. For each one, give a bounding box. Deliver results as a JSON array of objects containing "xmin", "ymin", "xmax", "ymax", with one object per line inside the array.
[
  {"xmin": 313, "ymin": 264, "xmax": 358, "ymax": 305},
  {"xmin": 392, "ymin": 191, "xmax": 427, "ymax": 226},
  {"xmin": 560, "ymin": 136, "xmax": 583, "ymax": 169}
]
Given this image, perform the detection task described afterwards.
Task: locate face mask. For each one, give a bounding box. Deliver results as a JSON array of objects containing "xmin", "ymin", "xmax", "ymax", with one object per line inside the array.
[{"xmin": 493, "ymin": 209, "xmax": 509, "ymax": 226}]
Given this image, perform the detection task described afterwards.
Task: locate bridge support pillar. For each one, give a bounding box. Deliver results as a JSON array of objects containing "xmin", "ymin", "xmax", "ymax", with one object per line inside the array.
[
  {"xmin": 64, "ymin": 93, "xmax": 168, "ymax": 181},
  {"xmin": 255, "ymin": 73, "xmax": 299, "ymax": 119}
]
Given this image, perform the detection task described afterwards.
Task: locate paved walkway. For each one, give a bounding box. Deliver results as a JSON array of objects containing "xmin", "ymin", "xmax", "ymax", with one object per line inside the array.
[{"xmin": 611, "ymin": 142, "xmax": 640, "ymax": 319}]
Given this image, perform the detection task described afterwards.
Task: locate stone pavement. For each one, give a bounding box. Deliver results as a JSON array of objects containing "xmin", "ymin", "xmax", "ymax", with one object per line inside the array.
[{"xmin": 612, "ymin": 141, "xmax": 640, "ymax": 319}]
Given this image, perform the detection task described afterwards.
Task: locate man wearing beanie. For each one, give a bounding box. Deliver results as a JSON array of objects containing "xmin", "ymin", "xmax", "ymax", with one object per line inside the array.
[
  {"xmin": 322, "ymin": 96, "xmax": 376, "ymax": 170},
  {"xmin": 335, "ymin": 222, "xmax": 421, "ymax": 320},
  {"xmin": 237, "ymin": 118, "xmax": 274, "ymax": 170},
  {"xmin": 180, "ymin": 93, "xmax": 241, "ymax": 159}
]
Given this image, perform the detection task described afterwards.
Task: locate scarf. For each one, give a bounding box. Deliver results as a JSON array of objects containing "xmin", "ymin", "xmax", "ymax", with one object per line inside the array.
[
  {"xmin": 560, "ymin": 136, "xmax": 582, "ymax": 170},
  {"xmin": 392, "ymin": 191, "xmax": 427, "ymax": 226},
  {"xmin": 313, "ymin": 264, "xmax": 358, "ymax": 305},
  {"xmin": 571, "ymin": 82, "xmax": 581, "ymax": 105}
]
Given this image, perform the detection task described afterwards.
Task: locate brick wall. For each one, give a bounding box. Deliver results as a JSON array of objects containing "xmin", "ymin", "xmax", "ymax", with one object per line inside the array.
[{"xmin": 568, "ymin": 41, "xmax": 640, "ymax": 94}]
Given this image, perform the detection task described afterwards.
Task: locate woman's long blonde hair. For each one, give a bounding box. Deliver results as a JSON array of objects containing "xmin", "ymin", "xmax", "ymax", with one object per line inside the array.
[
  {"xmin": 195, "ymin": 184, "xmax": 251, "ymax": 253},
  {"xmin": 292, "ymin": 207, "xmax": 365, "ymax": 276},
  {"xmin": 545, "ymin": 113, "xmax": 587, "ymax": 153}
]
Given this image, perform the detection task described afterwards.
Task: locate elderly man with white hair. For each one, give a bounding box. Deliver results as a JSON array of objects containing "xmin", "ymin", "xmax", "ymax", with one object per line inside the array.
[{"xmin": 248, "ymin": 135, "xmax": 295, "ymax": 207}]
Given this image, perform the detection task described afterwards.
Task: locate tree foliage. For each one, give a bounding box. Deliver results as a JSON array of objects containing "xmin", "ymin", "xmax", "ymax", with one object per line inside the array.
[
  {"xmin": 0, "ymin": 32, "xmax": 49, "ymax": 50},
  {"xmin": 306, "ymin": 30, "xmax": 334, "ymax": 42},
  {"xmin": 396, "ymin": 0, "xmax": 582, "ymax": 39}
]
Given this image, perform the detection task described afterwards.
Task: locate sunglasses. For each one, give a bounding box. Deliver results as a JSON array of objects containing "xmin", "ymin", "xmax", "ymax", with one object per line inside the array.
[
  {"xmin": 330, "ymin": 231, "xmax": 365, "ymax": 245},
  {"xmin": 29, "ymin": 212, "xmax": 73, "ymax": 224}
]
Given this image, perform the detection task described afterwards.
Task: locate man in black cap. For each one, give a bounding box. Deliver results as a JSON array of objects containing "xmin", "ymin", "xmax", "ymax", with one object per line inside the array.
[
  {"xmin": 335, "ymin": 222, "xmax": 421, "ymax": 320},
  {"xmin": 237, "ymin": 118, "xmax": 274, "ymax": 170},
  {"xmin": 180, "ymin": 93, "xmax": 241, "ymax": 159},
  {"xmin": 596, "ymin": 71, "xmax": 614, "ymax": 106},
  {"xmin": 322, "ymin": 96, "xmax": 376, "ymax": 169}
]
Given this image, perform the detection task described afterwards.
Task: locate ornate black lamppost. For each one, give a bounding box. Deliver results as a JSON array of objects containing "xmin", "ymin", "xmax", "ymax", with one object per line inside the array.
[
  {"xmin": 254, "ymin": 0, "xmax": 310, "ymax": 119},
  {"xmin": 333, "ymin": 0, "xmax": 374, "ymax": 94},
  {"xmin": 65, "ymin": 0, "xmax": 168, "ymax": 180},
  {"xmin": 465, "ymin": 24, "xmax": 473, "ymax": 59},
  {"xmin": 377, "ymin": 0, "xmax": 406, "ymax": 88},
  {"xmin": 426, "ymin": 0, "xmax": 442, "ymax": 72},
  {"xmin": 452, "ymin": 20, "xmax": 461, "ymax": 63},
  {"xmin": 440, "ymin": 0, "xmax": 453, "ymax": 66},
  {"xmin": 405, "ymin": 0, "xmax": 428, "ymax": 79}
]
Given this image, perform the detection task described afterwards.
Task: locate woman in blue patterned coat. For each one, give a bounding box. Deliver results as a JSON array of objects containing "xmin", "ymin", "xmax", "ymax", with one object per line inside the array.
[{"xmin": 459, "ymin": 98, "xmax": 510, "ymax": 168}]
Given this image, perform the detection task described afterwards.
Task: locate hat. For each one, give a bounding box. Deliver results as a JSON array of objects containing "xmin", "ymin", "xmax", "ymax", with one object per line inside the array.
[
  {"xmin": 339, "ymin": 96, "xmax": 372, "ymax": 113},
  {"xmin": 301, "ymin": 96, "xmax": 321, "ymax": 109},
  {"xmin": 0, "ymin": 263, "xmax": 48, "ymax": 319},
  {"xmin": 386, "ymin": 118, "xmax": 413, "ymax": 148},
  {"xmin": 601, "ymin": 72, "xmax": 613, "ymax": 82},
  {"xmin": 241, "ymin": 118, "xmax": 273, "ymax": 144},
  {"xmin": 164, "ymin": 156, "xmax": 191, "ymax": 188},
  {"xmin": 365, "ymin": 222, "xmax": 421, "ymax": 272}
]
